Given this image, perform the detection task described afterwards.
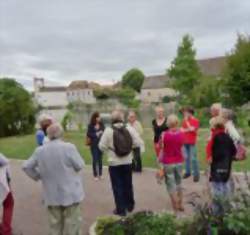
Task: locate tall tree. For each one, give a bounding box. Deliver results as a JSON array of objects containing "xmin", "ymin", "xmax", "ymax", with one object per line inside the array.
[
  {"xmin": 224, "ymin": 34, "xmax": 250, "ymax": 105},
  {"xmin": 0, "ymin": 78, "xmax": 36, "ymax": 137},
  {"xmin": 167, "ymin": 34, "xmax": 201, "ymax": 96},
  {"xmin": 121, "ymin": 68, "xmax": 145, "ymax": 92}
]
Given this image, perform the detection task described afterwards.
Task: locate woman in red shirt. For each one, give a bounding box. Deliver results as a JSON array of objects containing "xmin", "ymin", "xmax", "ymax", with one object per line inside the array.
[
  {"xmin": 159, "ymin": 114, "xmax": 185, "ymax": 214},
  {"xmin": 181, "ymin": 107, "xmax": 200, "ymax": 182}
]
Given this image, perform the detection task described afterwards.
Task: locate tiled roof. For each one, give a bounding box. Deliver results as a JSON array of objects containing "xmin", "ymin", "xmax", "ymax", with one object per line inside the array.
[
  {"xmin": 39, "ymin": 86, "xmax": 66, "ymax": 92},
  {"xmin": 68, "ymin": 80, "xmax": 100, "ymax": 90},
  {"xmin": 197, "ymin": 56, "xmax": 226, "ymax": 77},
  {"xmin": 142, "ymin": 75, "xmax": 170, "ymax": 89}
]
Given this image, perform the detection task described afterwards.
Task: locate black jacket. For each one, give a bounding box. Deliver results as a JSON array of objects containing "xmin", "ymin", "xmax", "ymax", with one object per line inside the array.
[
  {"xmin": 210, "ymin": 132, "xmax": 237, "ymax": 182},
  {"xmin": 87, "ymin": 123, "xmax": 105, "ymax": 147}
]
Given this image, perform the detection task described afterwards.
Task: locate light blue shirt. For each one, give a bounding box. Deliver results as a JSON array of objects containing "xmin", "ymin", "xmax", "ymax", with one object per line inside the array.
[{"xmin": 23, "ymin": 139, "xmax": 85, "ymax": 206}]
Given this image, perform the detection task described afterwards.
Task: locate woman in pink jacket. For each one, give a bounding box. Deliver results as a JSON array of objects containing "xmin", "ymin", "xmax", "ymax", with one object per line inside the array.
[{"xmin": 159, "ymin": 114, "xmax": 185, "ymax": 214}]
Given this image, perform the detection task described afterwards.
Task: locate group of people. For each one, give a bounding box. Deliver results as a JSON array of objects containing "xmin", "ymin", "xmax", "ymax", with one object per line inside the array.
[
  {"xmin": 153, "ymin": 103, "xmax": 244, "ymax": 215},
  {"xmin": 0, "ymin": 103, "xmax": 245, "ymax": 235},
  {"xmin": 86, "ymin": 110, "xmax": 144, "ymax": 181}
]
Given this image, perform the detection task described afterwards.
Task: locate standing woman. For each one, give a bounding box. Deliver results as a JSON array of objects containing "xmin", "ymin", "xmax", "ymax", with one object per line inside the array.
[
  {"xmin": 159, "ymin": 114, "xmax": 185, "ymax": 214},
  {"xmin": 87, "ymin": 112, "xmax": 105, "ymax": 181},
  {"xmin": 152, "ymin": 106, "xmax": 168, "ymax": 158}
]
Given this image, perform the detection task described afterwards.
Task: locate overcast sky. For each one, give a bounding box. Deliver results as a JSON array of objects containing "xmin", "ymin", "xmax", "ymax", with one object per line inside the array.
[{"xmin": 0, "ymin": 0, "xmax": 250, "ymax": 90}]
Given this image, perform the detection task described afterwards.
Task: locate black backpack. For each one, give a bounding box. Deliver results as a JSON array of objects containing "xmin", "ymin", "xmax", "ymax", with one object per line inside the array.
[{"xmin": 112, "ymin": 125, "xmax": 133, "ymax": 157}]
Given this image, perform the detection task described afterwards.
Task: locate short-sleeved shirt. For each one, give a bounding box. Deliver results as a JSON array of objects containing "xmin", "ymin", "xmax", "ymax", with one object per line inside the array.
[
  {"xmin": 182, "ymin": 117, "xmax": 199, "ymax": 145},
  {"xmin": 152, "ymin": 119, "xmax": 168, "ymax": 143},
  {"xmin": 160, "ymin": 129, "xmax": 184, "ymax": 165}
]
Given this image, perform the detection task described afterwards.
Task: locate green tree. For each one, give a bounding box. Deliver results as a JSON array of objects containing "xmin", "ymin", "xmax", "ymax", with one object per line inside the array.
[
  {"xmin": 190, "ymin": 76, "xmax": 222, "ymax": 108},
  {"xmin": 224, "ymin": 34, "xmax": 250, "ymax": 105},
  {"xmin": 167, "ymin": 34, "xmax": 202, "ymax": 96},
  {"xmin": 121, "ymin": 68, "xmax": 145, "ymax": 92},
  {"xmin": 115, "ymin": 87, "xmax": 140, "ymax": 108},
  {"xmin": 0, "ymin": 78, "xmax": 36, "ymax": 137}
]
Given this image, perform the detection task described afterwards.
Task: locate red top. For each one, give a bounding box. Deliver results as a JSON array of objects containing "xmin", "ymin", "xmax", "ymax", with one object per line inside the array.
[
  {"xmin": 160, "ymin": 129, "xmax": 184, "ymax": 165},
  {"xmin": 206, "ymin": 128, "xmax": 225, "ymax": 162},
  {"xmin": 182, "ymin": 116, "xmax": 200, "ymax": 145}
]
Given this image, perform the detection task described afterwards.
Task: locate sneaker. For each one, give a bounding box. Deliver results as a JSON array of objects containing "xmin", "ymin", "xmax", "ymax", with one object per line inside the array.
[
  {"xmin": 94, "ymin": 177, "xmax": 99, "ymax": 181},
  {"xmin": 193, "ymin": 175, "xmax": 200, "ymax": 182},
  {"xmin": 183, "ymin": 173, "xmax": 191, "ymax": 179},
  {"xmin": 113, "ymin": 209, "xmax": 126, "ymax": 217},
  {"xmin": 127, "ymin": 205, "xmax": 135, "ymax": 213}
]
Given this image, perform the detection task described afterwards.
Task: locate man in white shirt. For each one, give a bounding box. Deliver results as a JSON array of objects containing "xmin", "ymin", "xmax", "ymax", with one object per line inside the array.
[
  {"xmin": 23, "ymin": 123, "xmax": 85, "ymax": 235},
  {"xmin": 99, "ymin": 110, "xmax": 144, "ymax": 216}
]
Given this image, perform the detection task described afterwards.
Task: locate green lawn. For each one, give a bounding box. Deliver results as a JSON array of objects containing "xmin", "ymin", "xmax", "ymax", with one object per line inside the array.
[{"xmin": 0, "ymin": 128, "xmax": 249, "ymax": 171}]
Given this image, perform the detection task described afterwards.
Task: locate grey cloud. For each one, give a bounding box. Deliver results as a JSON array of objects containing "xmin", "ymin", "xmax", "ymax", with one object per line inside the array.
[{"xmin": 0, "ymin": 0, "xmax": 250, "ymax": 88}]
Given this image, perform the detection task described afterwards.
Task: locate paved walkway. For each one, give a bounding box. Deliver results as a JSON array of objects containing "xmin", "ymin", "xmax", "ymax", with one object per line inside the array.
[{"xmin": 10, "ymin": 160, "xmax": 208, "ymax": 235}]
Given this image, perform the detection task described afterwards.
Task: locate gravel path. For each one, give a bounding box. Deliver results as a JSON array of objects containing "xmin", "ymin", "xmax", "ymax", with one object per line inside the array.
[{"xmin": 10, "ymin": 160, "xmax": 207, "ymax": 235}]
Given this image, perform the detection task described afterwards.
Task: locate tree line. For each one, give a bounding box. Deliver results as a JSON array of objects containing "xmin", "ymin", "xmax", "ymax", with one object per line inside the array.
[{"xmin": 0, "ymin": 33, "xmax": 249, "ymax": 137}]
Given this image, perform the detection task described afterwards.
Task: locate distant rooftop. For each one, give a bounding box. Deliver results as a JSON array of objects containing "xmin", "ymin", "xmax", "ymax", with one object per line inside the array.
[
  {"xmin": 197, "ymin": 56, "xmax": 226, "ymax": 77},
  {"xmin": 142, "ymin": 75, "xmax": 170, "ymax": 89},
  {"xmin": 39, "ymin": 86, "xmax": 66, "ymax": 92}
]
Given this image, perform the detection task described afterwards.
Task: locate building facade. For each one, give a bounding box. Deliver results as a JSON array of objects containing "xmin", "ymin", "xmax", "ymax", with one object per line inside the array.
[{"xmin": 33, "ymin": 78, "xmax": 96, "ymax": 121}]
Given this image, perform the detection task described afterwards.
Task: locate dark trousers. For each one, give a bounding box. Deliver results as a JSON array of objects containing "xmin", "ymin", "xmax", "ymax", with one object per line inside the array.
[
  {"xmin": 132, "ymin": 147, "xmax": 142, "ymax": 172},
  {"xmin": 109, "ymin": 164, "xmax": 135, "ymax": 214},
  {"xmin": 91, "ymin": 146, "xmax": 103, "ymax": 177},
  {"xmin": 0, "ymin": 192, "xmax": 14, "ymax": 235}
]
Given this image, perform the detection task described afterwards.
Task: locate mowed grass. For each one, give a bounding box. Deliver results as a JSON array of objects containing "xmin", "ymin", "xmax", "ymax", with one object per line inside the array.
[{"xmin": 0, "ymin": 128, "xmax": 249, "ymax": 171}]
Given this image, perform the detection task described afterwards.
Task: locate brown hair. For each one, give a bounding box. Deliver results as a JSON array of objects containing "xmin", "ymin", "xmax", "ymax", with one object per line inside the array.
[
  {"xmin": 181, "ymin": 106, "xmax": 195, "ymax": 115},
  {"xmin": 90, "ymin": 112, "xmax": 100, "ymax": 125}
]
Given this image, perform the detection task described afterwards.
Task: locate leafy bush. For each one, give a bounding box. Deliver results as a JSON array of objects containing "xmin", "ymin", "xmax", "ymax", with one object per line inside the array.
[{"xmin": 96, "ymin": 211, "xmax": 177, "ymax": 235}]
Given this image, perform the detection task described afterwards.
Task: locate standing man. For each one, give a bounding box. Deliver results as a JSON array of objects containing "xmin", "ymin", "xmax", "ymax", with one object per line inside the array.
[
  {"xmin": 181, "ymin": 107, "xmax": 200, "ymax": 182},
  {"xmin": 127, "ymin": 111, "xmax": 144, "ymax": 172},
  {"xmin": 99, "ymin": 110, "xmax": 144, "ymax": 217},
  {"xmin": 23, "ymin": 123, "xmax": 85, "ymax": 235}
]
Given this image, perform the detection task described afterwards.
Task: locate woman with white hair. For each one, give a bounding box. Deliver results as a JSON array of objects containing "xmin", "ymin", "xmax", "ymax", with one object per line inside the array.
[
  {"xmin": 159, "ymin": 114, "xmax": 185, "ymax": 214},
  {"xmin": 23, "ymin": 123, "xmax": 85, "ymax": 235},
  {"xmin": 127, "ymin": 111, "xmax": 144, "ymax": 172},
  {"xmin": 222, "ymin": 109, "xmax": 242, "ymax": 144}
]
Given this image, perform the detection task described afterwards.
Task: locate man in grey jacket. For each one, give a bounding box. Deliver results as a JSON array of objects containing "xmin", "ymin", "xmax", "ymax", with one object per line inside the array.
[
  {"xmin": 99, "ymin": 110, "xmax": 144, "ymax": 216},
  {"xmin": 23, "ymin": 123, "xmax": 85, "ymax": 235}
]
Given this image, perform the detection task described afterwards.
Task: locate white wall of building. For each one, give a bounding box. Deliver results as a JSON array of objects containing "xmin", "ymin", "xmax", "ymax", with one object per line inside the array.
[
  {"xmin": 140, "ymin": 88, "xmax": 176, "ymax": 103},
  {"xmin": 35, "ymin": 91, "xmax": 68, "ymax": 107},
  {"xmin": 38, "ymin": 109, "xmax": 68, "ymax": 122},
  {"xmin": 67, "ymin": 89, "xmax": 96, "ymax": 103}
]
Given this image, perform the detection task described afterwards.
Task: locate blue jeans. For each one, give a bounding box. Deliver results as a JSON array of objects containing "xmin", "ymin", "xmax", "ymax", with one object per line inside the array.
[
  {"xmin": 183, "ymin": 144, "xmax": 199, "ymax": 177},
  {"xmin": 109, "ymin": 164, "xmax": 135, "ymax": 214},
  {"xmin": 91, "ymin": 146, "xmax": 103, "ymax": 177},
  {"xmin": 211, "ymin": 181, "xmax": 231, "ymax": 215}
]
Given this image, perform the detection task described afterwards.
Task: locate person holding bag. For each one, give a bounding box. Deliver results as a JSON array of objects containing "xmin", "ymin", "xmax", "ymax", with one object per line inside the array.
[
  {"xmin": 87, "ymin": 112, "xmax": 105, "ymax": 180},
  {"xmin": 158, "ymin": 114, "xmax": 185, "ymax": 214}
]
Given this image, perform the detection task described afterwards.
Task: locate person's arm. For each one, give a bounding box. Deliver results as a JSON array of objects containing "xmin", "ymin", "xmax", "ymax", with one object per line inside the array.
[
  {"xmin": 137, "ymin": 121, "xmax": 144, "ymax": 135},
  {"xmin": 0, "ymin": 153, "xmax": 9, "ymax": 167},
  {"xmin": 22, "ymin": 149, "xmax": 41, "ymax": 181},
  {"xmin": 67, "ymin": 144, "xmax": 85, "ymax": 172},
  {"xmin": 128, "ymin": 126, "xmax": 145, "ymax": 152},
  {"xmin": 98, "ymin": 128, "xmax": 110, "ymax": 152},
  {"xmin": 87, "ymin": 125, "xmax": 97, "ymax": 139},
  {"xmin": 227, "ymin": 122, "xmax": 241, "ymax": 144},
  {"xmin": 229, "ymin": 137, "xmax": 237, "ymax": 160}
]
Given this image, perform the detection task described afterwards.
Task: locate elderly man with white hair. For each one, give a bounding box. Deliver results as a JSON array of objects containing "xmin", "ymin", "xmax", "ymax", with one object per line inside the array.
[
  {"xmin": 23, "ymin": 123, "xmax": 85, "ymax": 235},
  {"xmin": 99, "ymin": 110, "xmax": 144, "ymax": 217}
]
